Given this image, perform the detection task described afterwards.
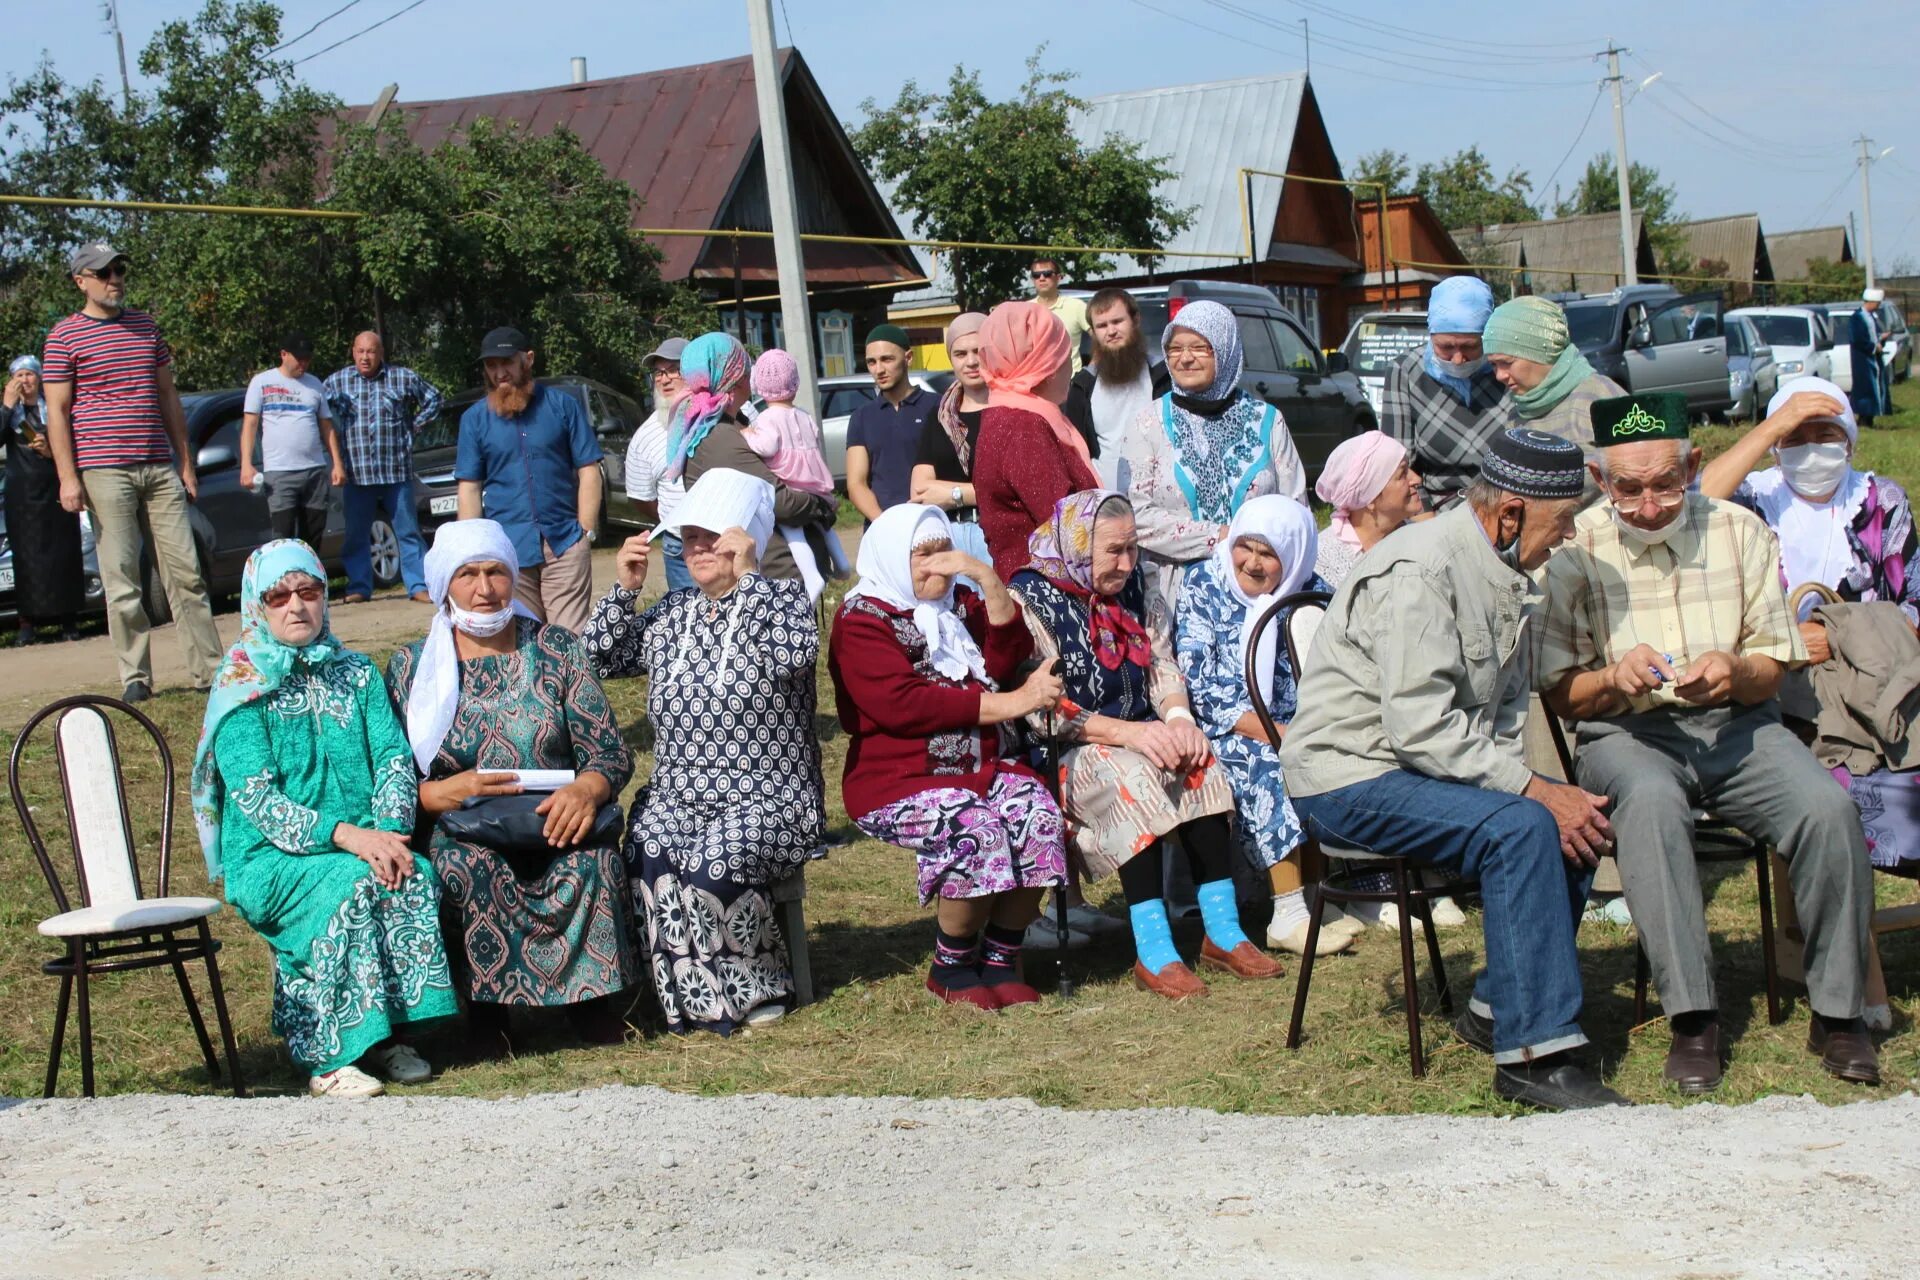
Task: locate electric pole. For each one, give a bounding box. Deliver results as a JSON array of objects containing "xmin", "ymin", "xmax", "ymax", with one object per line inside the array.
[
  {"xmin": 1602, "ymin": 44, "xmax": 1637, "ymax": 287},
  {"xmin": 746, "ymin": 0, "xmax": 818, "ymax": 417},
  {"xmin": 103, "ymin": 0, "xmax": 133, "ymax": 113},
  {"xmin": 1857, "ymin": 134, "xmax": 1878, "ymax": 289}
]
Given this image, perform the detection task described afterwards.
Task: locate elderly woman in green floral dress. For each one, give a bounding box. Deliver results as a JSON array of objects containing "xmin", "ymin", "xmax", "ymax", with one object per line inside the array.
[{"xmin": 192, "ymin": 540, "xmax": 457, "ymax": 1098}]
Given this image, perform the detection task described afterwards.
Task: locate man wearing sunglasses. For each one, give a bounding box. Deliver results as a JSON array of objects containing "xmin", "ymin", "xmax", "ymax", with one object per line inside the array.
[
  {"xmin": 40, "ymin": 240, "xmax": 222, "ymax": 702},
  {"xmin": 1029, "ymin": 257, "xmax": 1088, "ymax": 374},
  {"xmin": 1539, "ymin": 392, "xmax": 1878, "ymax": 1094}
]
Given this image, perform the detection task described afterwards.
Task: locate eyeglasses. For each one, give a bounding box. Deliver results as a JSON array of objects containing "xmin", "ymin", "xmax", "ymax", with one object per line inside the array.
[
  {"xmin": 85, "ymin": 264, "xmax": 128, "ymax": 282},
  {"xmin": 1606, "ymin": 481, "xmax": 1687, "ymax": 510},
  {"xmin": 1029, "ymin": 269, "xmax": 1058, "ymax": 280},
  {"xmin": 261, "ymin": 583, "xmax": 325, "ymax": 608},
  {"xmin": 1164, "ymin": 342, "xmax": 1214, "ymax": 361}
]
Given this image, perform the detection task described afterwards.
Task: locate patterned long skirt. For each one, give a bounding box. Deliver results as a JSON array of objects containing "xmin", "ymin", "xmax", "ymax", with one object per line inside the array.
[
  {"xmin": 1212, "ymin": 733, "xmax": 1307, "ymax": 871},
  {"xmin": 226, "ymin": 852, "xmax": 458, "ymax": 1074},
  {"xmin": 428, "ymin": 835, "xmax": 639, "ymax": 1005},
  {"xmin": 1839, "ymin": 764, "xmax": 1920, "ymax": 869},
  {"xmin": 1057, "ymin": 743, "xmax": 1236, "ymax": 881},
  {"xmin": 624, "ymin": 787, "xmax": 815, "ymax": 1036},
  {"xmin": 854, "ymin": 771, "xmax": 1067, "ymax": 903}
]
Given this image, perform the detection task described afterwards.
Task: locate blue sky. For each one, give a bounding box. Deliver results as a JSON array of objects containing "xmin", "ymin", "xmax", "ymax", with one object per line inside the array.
[{"xmin": 10, "ymin": 1, "xmax": 1918, "ymax": 273}]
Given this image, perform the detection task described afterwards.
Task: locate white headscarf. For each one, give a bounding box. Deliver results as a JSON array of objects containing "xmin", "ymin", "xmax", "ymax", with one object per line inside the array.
[
  {"xmin": 407, "ymin": 519, "xmax": 539, "ymax": 773},
  {"xmin": 844, "ymin": 504, "xmax": 989, "ymax": 684},
  {"xmin": 1760, "ymin": 375, "xmax": 1865, "ymax": 598},
  {"xmin": 651, "ymin": 467, "xmax": 775, "ymax": 560},
  {"xmin": 1212, "ymin": 495, "xmax": 1318, "ymax": 705}
]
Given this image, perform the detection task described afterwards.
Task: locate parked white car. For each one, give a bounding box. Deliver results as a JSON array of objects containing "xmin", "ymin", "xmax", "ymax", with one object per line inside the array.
[
  {"xmin": 1726, "ymin": 307, "xmax": 1831, "ymax": 387},
  {"xmin": 1338, "ymin": 310, "xmax": 1429, "ymax": 416}
]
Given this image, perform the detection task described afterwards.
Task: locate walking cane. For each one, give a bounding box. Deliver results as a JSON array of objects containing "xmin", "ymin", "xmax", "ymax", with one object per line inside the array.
[{"xmin": 1041, "ymin": 658, "xmax": 1076, "ymax": 1000}]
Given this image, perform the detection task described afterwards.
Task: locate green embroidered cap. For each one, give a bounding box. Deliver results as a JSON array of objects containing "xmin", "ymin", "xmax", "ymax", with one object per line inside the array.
[{"xmin": 1591, "ymin": 392, "xmax": 1690, "ymax": 447}]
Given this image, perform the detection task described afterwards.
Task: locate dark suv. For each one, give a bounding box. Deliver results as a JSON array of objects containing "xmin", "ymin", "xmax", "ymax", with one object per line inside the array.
[{"xmin": 1104, "ymin": 279, "xmax": 1375, "ymax": 475}]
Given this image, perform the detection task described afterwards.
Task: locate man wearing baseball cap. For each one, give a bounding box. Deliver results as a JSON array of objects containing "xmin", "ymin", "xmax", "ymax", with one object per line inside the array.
[
  {"xmin": 41, "ymin": 240, "xmax": 222, "ymax": 701},
  {"xmin": 454, "ymin": 326, "xmax": 603, "ymax": 630},
  {"xmin": 242, "ymin": 331, "xmax": 344, "ymax": 555},
  {"xmin": 622, "ymin": 336, "xmax": 693, "ymax": 590}
]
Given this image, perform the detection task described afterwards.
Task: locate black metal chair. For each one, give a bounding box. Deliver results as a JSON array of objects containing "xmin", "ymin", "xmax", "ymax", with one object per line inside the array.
[
  {"xmin": 1543, "ymin": 713, "xmax": 1784, "ymax": 1026},
  {"xmin": 8, "ymin": 695, "xmax": 247, "ymax": 1097},
  {"xmin": 1247, "ymin": 591, "xmax": 1473, "ymax": 1079}
]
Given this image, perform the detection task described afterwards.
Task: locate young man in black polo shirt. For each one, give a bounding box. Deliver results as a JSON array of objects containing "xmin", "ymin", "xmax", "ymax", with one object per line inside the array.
[{"xmin": 845, "ymin": 323, "xmax": 936, "ymax": 521}]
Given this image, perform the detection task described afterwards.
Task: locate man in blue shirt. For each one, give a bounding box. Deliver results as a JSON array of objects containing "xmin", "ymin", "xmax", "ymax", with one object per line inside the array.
[
  {"xmin": 845, "ymin": 323, "xmax": 936, "ymax": 521},
  {"xmin": 455, "ymin": 327, "xmax": 603, "ymax": 631},
  {"xmin": 323, "ymin": 330, "xmax": 442, "ymax": 603}
]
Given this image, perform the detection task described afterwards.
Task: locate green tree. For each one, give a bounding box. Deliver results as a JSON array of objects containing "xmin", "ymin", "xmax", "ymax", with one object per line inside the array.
[
  {"xmin": 1413, "ymin": 147, "xmax": 1538, "ymax": 231},
  {"xmin": 1775, "ymin": 256, "xmax": 1867, "ymax": 304},
  {"xmin": 1555, "ymin": 152, "xmax": 1689, "ymax": 279},
  {"xmin": 850, "ymin": 52, "xmax": 1192, "ymax": 311},
  {"xmin": 1351, "ymin": 149, "xmax": 1413, "ymax": 197}
]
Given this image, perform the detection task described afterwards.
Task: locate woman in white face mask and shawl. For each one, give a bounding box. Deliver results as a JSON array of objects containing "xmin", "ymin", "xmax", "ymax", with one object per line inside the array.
[
  {"xmin": 580, "ymin": 469, "xmax": 826, "ymax": 1035},
  {"xmin": 384, "ymin": 518, "xmax": 637, "ymax": 1056}
]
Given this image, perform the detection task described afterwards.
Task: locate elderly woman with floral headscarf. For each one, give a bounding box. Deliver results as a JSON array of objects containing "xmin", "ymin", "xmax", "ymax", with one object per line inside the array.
[
  {"xmin": 2, "ymin": 354, "xmax": 84, "ymax": 644},
  {"xmin": 672, "ymin": 330, "xmax": 837, "ymax": 584},
  {"xmin": 830, "ymin": 503, "xmax": 1067, "ymax": 1009},
  {"xmin": 909, "ymin": 312, "xmax": 995, "ymax": 567},
  {"xmin": 194, "ymin": 540, "xmax": 457, "ymax": 1098},
  {"xmin": 972, "ymin": 301, "xmax": 1101, "ymax": 584},
  {"xmin": 1483, "ymin": 295, "xmax": 1624, "ymax": 459},
  {"xmin": 1312, "ymin": 430, "xmax": 1425, "ymax": 586},
  {"xmin": 386, "ymin": 518, "xmax": 637, "ymax": 1056},
  {"xmin": 1010, "ymin": 489, "xmax": 1279, "ymax": 998},
  {"xmin": 582, "ymin": 468, "xmax": 825, "ymax": 1034},
  {"xmin": 1119, "ymin": 300, "xmax": 1306, "ymax": 607}
]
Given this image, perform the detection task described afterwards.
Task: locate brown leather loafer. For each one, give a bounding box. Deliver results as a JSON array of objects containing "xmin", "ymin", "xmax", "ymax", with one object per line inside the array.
[
  {"xmin": 1132, "ymin": 960, "xmax": 1209, "ymax": 1000},
  {"xmin": 410, "ymin": 590, "xmax": 432, "ymax": 603},
  {"xmin": 1198, "ymin": 937, "xmax": 1284, "ymax": 980},
  {"xmin": 1662, "ymin": 1023, "xmax": 1723, "ymax": 1094},
  {"xmin": 1808, "ymin": 1020, "xmax": 1881, "ymax": 1086},
  {"xmin": 342, "ymin": 593, "xmax": 370, "ymax": 605}
]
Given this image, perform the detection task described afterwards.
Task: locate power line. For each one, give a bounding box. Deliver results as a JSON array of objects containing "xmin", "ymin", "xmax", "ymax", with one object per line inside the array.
[
  {"xmin": 268, "ymin": 0, "xmax": 370, "ymax": 56},
  {"xmin": 1624, "ymin": 52, "xmax": 1828, "ymax": 159},
  {"xmin": 1200, "ymin": 0, "xmax": 1593, "ymax": 86},
  {"xmin": 1538, "ymin": 83, "xmax": 1607, "ymax": 203},
  {"xmin": 1797, "ymin": 167, "xmax": 1858, "ymax": 231},
  {"xmin": 291, "ymin": 0, "xmax": 429, "ymax": 66},
  {"xmin": 1270, "ymin": 0, "xmax": 1599, "ymax": 57},
  {"xmin": 1635, "ymin": 93, "xmax": 1830, "ymax": 175},
  {"xmin": 778, "ymin": 0, "xmax": 794, "ymax": 46}
]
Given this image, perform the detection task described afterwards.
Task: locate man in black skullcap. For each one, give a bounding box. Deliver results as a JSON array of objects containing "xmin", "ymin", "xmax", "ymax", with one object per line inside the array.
[{"xmin": 1282, "ymin": 428, "xmax": 1627, "ymax": 1111}]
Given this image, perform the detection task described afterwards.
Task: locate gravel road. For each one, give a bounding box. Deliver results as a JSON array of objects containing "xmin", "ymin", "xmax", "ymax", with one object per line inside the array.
[{"xmin": 1, "ymin": 1086, "xmax": 1913, "ymax": 1278}]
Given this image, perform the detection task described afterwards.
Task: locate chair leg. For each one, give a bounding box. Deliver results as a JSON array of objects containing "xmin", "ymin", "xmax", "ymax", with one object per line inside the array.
[
  {"xmin": 171, "ymin": 951, "xmax": 221, "ymax": 1082},
  {"xmin": 1634, "ymin": 942, "xmax": 1650, "ymax": 1024},
  {"xmin": 199, "ymin": 925, "xmax": 248, "ymax": 1098},
  {"xmin": 1753, "ymin": 849, "xmax": 1785, "ymax": 1026},
  {"xmin": 1285, "ymin": 882, "xmax": 1324, "ymax": 1051},
  {"xmin": 1393, "ymin": 863, "xmax": 1426, "ymax": 1079},
  {"xmin": 1411, "ymin": 891, "xmax": 1454, "ymax": 1015},
  {"xmin": 74, "ymin": 942, "xmax": 95, "ymax": 1099},
  {"xmin": 43, "ymin": 972, "xmax": 72, "ymax": 1099}
]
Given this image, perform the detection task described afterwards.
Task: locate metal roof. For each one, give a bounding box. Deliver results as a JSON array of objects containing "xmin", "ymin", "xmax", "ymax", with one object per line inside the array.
[
  {"xmin": 1674, "ymin": 214, "xmax": 1771, "ymax": 283},
  {"xmin": 1765, "ymin": 226, "xmax": 1854, "ymax": 281},
  {"xmin": 1452, "ymin": 212, "xmax": 1652, "ymax": 294},
  {"xmin": 1070, "ymin": 72, "xmax": 1309, "ymax": 277}
]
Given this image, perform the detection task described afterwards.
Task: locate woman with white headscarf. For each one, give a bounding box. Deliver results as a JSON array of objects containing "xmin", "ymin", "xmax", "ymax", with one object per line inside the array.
[
  {"xmin": 581, "ymin": 469, "xmax": 825, "ymax": 1035},
  {"xmin": 1173, "ymin": 495, "xmax": 1352, "ymax": 956},
  {"xmin": 829, "ymin": 504, "xmax": 1068, "ymax": 1010},
  {"xmin": 1119, "ymin": 300, "xmax": 1306, "ymax": 608},
  {"xmin": 385, "ymin": 518, "xmax": 637, "ymax": 1057}
]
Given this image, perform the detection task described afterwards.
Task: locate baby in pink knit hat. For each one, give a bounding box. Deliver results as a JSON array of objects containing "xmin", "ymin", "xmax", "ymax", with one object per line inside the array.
[{"xmin": 744, "ymin": 348, "xmax": 845, "ymax": 596}]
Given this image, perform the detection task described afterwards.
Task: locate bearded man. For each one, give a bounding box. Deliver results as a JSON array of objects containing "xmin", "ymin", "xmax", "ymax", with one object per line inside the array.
[
  {"xmin": 454, "ymin": 326, "xmax": 603, "ymax": 630},
  {"xmin": 1062, "ymin": 288, "xmax": 1169, "ymax": 487}
]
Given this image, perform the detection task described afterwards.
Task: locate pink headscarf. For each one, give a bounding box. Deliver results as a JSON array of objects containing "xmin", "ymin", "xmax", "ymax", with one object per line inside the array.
[
  {"xmin": 1314, "ymin": 431, "xmax": 1407, "ymax": 548},
  {"xmin": 979, "ymin": 301, "xmax": 1094, "ymax": 473}
]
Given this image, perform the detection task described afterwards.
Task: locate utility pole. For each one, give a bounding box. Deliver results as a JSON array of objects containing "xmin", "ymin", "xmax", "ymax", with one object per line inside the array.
[
  {"xmin": 1601, "ymin": 43, "xmax": 1637, "ymax": 286},
  {"xmin": 746, "ymin": 0, "xmax": 818, "ymax": 417},
  {"xmin": 1300, "ymin": 20, "xmax": 1309, "ymax": 79},
  {"xmin": 103, "ymin": 0, "xmax": 133, "ymax": 114},
  {"xmin": 1857, "ymin": 134, "xmax": 1878, "ymax": 289}
]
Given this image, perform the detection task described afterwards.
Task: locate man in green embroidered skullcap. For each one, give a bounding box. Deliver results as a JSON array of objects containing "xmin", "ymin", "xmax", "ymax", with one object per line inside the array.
[
  {"xmin": 1536, "ymin": 389, "xmax": 1879, "ymax": 1095},
  {"xmin": 1483, "ymin": 296, "xmax": 1626, "ymax": 457}
]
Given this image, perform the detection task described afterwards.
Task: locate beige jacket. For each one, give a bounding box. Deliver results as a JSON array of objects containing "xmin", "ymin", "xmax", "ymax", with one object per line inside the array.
[
  {"xmin": 1280, "ymin": 503, "xmax": 1536, "ymax": 798},
  {"xmin": 1806, "ymin": 601, "xmax": 1920, "ymax": 773}
]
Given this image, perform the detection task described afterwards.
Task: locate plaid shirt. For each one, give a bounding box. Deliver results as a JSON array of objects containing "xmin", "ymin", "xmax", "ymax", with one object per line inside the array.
[
  {"xmin": 1536, "ymin": 494, "xmax": 1806, "ymax": 713},
  {"xmin": 1380, "ymin": 347, "xmax": 1515, "ymax": 510},
  {"xmin": 322, "ymin": 363, "xmax": 443, "ymax": 486}
]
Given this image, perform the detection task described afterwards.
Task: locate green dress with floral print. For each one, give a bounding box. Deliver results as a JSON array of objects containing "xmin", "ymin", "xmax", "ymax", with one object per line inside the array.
[{"xmin": 211, "ymin": 651, "xmax": 458, "ymax": 1074}]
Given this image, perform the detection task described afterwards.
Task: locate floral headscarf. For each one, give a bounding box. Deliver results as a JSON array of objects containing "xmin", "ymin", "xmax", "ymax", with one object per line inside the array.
[
  {"xmin": 664, "ymin": 331, "xmax": 751, "ymax": 480},
  {"xmin": 1025, "ymin": 489, "xmax": 1152, "ymax": 671},
  {"xmin": 190, "ymin": 540, "xmax": 338, "ymax": 879}
]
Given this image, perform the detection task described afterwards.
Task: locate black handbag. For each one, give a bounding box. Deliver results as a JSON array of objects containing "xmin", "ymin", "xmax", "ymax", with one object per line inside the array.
[{"xmin": 437, "ymin": 793, "xmax": 623, "ymax": 854}]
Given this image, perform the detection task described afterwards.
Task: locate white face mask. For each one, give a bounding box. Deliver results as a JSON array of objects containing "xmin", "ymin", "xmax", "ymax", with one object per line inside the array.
[
  {"xmin": 1777, "ymin": 442, "xmax": 1852, "ymax": 500},
  {"xmin": 1610, "ymin": 498, "xmax": 1690, "ymax": 548},
  {"xmin": 1444, "ymin": 355, "xmax": 1489, "ymax": 379},
  {"xmin": 449, "ymin": 602, "xmax": 516, "ymax": 637}
]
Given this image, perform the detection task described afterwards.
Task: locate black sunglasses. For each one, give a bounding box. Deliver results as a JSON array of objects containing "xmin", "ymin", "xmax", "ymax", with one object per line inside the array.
[
  {"xmin": 85, "ymin": 264, "xmax": 129, "ymax": 281},
  {"xmin": 1030, "ymin": 269, "xmax": 1058, "ymax": 279}
]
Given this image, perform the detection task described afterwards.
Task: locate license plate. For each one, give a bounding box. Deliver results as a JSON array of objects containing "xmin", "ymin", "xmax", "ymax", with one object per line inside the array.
[
  {"xmin": 430, "ymin": 495, "xmax": 459, "ymax": 515},
  {"xmin": 0, "ymin": 567, "xmax": 12, "ymax": 592}
]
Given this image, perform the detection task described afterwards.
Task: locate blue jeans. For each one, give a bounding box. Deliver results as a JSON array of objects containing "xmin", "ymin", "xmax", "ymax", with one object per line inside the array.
[
  {"xmin": 1293, "ymin": 769, "xmax": 1593, "ymax": 1062},
  {"xmin": 659, "ymin": 531, "xmax": 694, "ymax": 592},
  {"xmin": 342, "ymin": 480, "xmax": 427, "ymax": 597}
]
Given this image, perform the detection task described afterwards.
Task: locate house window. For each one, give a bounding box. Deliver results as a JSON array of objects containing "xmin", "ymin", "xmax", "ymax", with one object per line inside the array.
[
  {"xmin": 1269, "ymin": 285, "xmax": 1322, "ymax": 344},
  {"xmin": 818, "ymin": 311, "xmax": 853, "ymax": 377}
]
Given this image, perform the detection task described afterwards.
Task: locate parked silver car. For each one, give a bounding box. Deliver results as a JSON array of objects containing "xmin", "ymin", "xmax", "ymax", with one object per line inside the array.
[
  {"xmin": 1724, "ymin": 315, "xmax": 1779, "ymax": 420},
  {"xmin": 1727, "ymin": 307, "xmax": 1832, "ymax": 385}
]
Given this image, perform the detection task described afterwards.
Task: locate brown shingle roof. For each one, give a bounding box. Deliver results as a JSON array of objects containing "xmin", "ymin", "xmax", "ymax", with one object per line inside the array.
[
  {"xmin": 1674, "ymin": 214, "xmax": 1771, "ymax": 284},
  {"xmin": 1450, "ymin": 212, "xmax": 1655, "ymax": 293},
  {"xmin": 1765, "ymin": 226, "xmax": 1854, "ymax": 281}
]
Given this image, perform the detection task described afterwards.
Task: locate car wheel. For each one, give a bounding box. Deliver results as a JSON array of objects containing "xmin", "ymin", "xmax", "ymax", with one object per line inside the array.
[
  {"xmin": 140, "ymin": 542, "xmax": 219, "ymax": 625},
  {"xmin": 369, "ymin": 518, "xmax": 402, "ymax": 588}
]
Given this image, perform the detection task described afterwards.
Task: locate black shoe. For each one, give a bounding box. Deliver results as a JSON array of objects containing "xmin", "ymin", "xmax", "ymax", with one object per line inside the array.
[
  {"xmin": 1494, "ymin": 1056, "xmax": 1630, "ymax": 1111},
  {"xmin": 122, "ymin": 680, "xmax": 152, "ymax": 704},
  {"xmin": 1808, "ymin": 1018, "xmax": 1881, "ymax": 1086},
  {"xmin": 1663, "ymin": 1019, "xmax": 1724, "ymax": 1095},
  {"xmin": 1452, "ymin": 1007, "xmax": 1496, "ymax": 1055}
]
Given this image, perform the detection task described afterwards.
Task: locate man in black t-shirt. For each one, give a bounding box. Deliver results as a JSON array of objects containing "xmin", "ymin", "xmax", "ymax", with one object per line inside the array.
[{"xmin": 845, "ymin": 323, "xmax": 936, "ymax": 521}]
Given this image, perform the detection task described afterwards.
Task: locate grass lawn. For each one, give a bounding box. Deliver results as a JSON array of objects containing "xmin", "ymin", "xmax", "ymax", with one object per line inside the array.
[{"xmin": 4, "ymin": 383, "xmax": 1919, "ymax": 1112}]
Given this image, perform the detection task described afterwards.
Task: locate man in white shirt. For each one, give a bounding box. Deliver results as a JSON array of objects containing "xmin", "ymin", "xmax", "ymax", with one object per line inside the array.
[
  {"xmin": 622, "ymin": 337, "xmax": 691, "ymax": 590},
  {"xmin": 242, "ymin": 332, "xmax": 344, "ymax": 552},
  {"xmin": 1063, "ymin": 289, "xmax": 1169, "ymax": 488}
]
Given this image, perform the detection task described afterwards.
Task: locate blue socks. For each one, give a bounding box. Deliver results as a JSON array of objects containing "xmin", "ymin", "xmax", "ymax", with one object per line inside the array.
[
  {"xmin": 1129, "ymin": 899, "xmax": 1182, "ymax": 975},
  {"xmin": 1198, "ymin": 878, "xmax": 1251, "ymax": 951}
]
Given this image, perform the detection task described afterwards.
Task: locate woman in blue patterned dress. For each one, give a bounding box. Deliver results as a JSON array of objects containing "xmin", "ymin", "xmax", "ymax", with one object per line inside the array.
[
  {"xmin": 1174, "ymin": 495, "xmax": 1355, "ymax": 957},
  {"xmin": 193, "ymin": 540, "xmax": 457, "ymax": 1098},
  {"xmin": 581, "ymin": 469, "xmax": 825, "ymax": 1035}
]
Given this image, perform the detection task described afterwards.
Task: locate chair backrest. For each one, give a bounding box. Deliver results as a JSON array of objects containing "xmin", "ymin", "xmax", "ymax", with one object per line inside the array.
[
  {"xmin": 1244, "ymin": 589, "xmax": 1334, "ymax": 745},
  {"xmin": 8, "ymin": 695, "xmax": 176, "ymax": 915}
]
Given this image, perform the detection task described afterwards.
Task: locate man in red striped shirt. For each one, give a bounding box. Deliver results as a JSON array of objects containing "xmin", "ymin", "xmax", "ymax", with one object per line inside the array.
[{"xmin": 42, "ymin": 241, "xmax": 221, "ymax": 702}]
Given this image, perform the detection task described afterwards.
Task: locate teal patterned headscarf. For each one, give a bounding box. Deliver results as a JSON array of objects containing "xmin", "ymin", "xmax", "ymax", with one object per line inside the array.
[{"xmin": 190, "ymin": 540, "xmax": 338, "ymax": 879}]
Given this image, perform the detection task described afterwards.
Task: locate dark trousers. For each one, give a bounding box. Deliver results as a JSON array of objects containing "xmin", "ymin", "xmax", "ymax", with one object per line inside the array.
[{"xmin": 266, "ymin": 467, "xmax": 329, "ymax": 553}]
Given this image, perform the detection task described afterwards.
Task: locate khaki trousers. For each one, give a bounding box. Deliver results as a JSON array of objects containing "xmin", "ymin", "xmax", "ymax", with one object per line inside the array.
[
  {"xmin": 80, "ymin": 463, "xmax": 224, "ymax": 690},
  {"xmin": 512, "ymin": 535, "xmax": 594, "ymax": 633}
]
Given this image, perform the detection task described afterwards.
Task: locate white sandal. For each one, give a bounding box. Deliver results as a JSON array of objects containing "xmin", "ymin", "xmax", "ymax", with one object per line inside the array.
[
  {"xmin": 309, "ymin": 1064, "xmax": 385, "ymax": 1098},
  {"xmin": 366, "ymin": 1042, "xmax": 432, "ymax": 1084}
]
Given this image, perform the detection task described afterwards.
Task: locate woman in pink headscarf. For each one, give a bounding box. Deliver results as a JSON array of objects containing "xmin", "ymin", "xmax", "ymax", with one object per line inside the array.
[
  {"xmin": 1311, "ymin": 431, "xmax": 1424, "ymax": 586},
  {"xmin": 971, "ymin": 301, "xmax": 1100, "ymax": 583}
]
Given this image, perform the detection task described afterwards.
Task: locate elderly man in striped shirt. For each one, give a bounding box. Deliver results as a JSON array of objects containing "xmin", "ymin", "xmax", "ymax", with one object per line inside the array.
[
  {"xmin": 1538, "ymin": 392, "xmax": 1878, "ymax": 1095},
  {"xmin": 42, "ymin": 240, "xmax": 222, "ymax": 702}
]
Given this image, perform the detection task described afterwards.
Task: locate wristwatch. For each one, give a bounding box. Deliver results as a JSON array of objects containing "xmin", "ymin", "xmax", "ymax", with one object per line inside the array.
[{"xmin": 950, "ymin": 485, "xmax": 963, "ymax": 508}]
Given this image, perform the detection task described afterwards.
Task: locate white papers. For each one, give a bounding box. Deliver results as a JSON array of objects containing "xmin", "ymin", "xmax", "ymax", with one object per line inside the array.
[{"xmin": 510, "ymin": 770, "xmax": 576, "ymax": 791}]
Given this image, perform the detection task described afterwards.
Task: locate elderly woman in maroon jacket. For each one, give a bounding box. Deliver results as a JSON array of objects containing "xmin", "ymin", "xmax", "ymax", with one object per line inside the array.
[{"xmin": 829, "ymin": 503, "xmax": 1068, "ymax": 1010}]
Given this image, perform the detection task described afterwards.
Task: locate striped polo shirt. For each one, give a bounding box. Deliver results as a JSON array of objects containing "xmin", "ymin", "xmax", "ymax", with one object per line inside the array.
[{"xmin": 41, "ymin": 309, "xmax": 176, "ymax": 470}]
